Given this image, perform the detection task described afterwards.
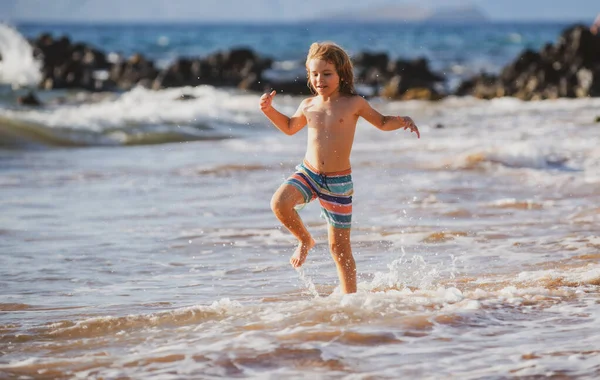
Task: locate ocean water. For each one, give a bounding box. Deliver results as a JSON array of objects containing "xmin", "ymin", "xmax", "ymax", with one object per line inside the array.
[{"xmin": 1, "ymin": 22, "xmax": 600, "ymax": 379}]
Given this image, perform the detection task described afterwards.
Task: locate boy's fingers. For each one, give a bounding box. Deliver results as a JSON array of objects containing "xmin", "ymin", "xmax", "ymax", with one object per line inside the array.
[{"xmin": 270, "ymin": 90, "xmax": 276, "ymax": 97}]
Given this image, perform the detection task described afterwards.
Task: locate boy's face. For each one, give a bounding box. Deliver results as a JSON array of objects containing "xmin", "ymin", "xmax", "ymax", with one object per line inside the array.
[{"xmin": 307, "ymin": 59, "xmax": 340, "ymax": 96}]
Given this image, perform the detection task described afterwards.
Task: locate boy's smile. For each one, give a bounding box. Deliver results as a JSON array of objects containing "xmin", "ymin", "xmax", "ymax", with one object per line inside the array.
[{"xmin": 307, "ymin": 59, "xmax": 340, "ymax": 97}]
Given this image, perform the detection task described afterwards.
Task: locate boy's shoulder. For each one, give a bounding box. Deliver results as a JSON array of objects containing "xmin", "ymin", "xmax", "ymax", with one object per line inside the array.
[
  {"xmin": 342, "ymin": 94, "xmax": 366, "ymax": 104},
  {"xmin": 346, "ymin": 94, "xmax": 368, "ymax": 109}
]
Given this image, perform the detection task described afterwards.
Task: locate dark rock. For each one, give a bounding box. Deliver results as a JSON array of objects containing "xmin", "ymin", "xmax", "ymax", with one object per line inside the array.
[
  {"xmin": 153, "ymin": 47, "xmax": 272, "ymax": 90},
  {"xmin": 595, "ymin": 116, "xmax": 600, "ymax": 123},
  {"xmin": 355, "ymin": 54, "xmax": 444, "ymax": 99},
  {"xmin": 556, "ymin": 25, "xmax": 600, "ymax": 67},
  {"xmin": 17, "ymin": 91, "xmax": 42, "ymax": 106},
  {"xmin": 391, "ymin": 58, "xmax": 444, "ymax": 82},
  {"xmin": 383, "ymin": 58, "xmax": 444, "ymax": 98},
  {"xmin": 456, "ymin": 24, "xmax": 600, "ymax": 99},
  {"xmin": 223, "ymin": 48, "xmax": 257, "ymax": 69},
  {"xmin": 353, "ymin": 52, "xmax": 389, "ymax": 72},
  {"xmin": 266, "ymin": 80, "xmax": 312, "ymax": 96},
  {"xmin": 31, "ymin": 33, "xmax": 116, "ymax": 91},
  {"xmin": 176, "ymin": 94, "xmax": 196, "ymax": 101},
  {"xmin": 153, "ymin": 58, "xmax": 197, "ymax": 89},
  {"xmin": 111, "ymin": 53, "xmax": 159, "ymax": 89},
  {"xmin": 455, "ymin": 73, "xmax": 499, "ymax": 98}
]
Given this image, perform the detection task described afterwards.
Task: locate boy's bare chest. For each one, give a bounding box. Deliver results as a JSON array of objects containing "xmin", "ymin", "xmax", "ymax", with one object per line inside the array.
[{"xmin": 305, "ymin": 105, "xmax": 357, "ymax": 130}]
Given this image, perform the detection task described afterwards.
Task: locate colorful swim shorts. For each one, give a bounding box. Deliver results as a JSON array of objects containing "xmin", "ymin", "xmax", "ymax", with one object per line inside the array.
[{"xmin": 284, "ymin": 160, "xmax": 353, "ymax": 229}]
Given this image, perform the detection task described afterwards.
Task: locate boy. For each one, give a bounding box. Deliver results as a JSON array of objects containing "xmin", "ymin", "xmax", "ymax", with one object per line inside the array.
[{"xmin": 260, "ymin": 42, "xmax": 419, "ymax": 294}]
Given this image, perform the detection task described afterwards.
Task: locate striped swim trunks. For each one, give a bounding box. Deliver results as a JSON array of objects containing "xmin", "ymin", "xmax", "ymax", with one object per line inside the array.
[{"xmin": 284, "ymin": 160, "xmax": 353, "ymax": 229}]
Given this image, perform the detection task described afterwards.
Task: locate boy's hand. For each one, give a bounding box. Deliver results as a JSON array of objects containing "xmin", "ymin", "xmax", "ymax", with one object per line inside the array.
[
  {"xmin": 259, "ymin": 90, "xmax": 277, "ymax": 111},
  {"xmin": 398, "ymin": 116, "xmax": 420, "ymax": 139}
]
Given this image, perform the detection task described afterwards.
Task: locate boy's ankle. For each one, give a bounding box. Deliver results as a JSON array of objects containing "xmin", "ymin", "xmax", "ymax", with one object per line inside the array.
[{"xmin": 299, "ymin": 237, "xmax": 315, "ymax": 246}]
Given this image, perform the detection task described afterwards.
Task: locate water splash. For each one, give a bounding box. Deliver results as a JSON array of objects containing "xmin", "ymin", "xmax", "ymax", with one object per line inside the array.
[
  {"xmin": 296, "ymin": 267, "xmax": 319, "ymax": 298},
  {"xmin": 0, "ymin": 23, "xmax": 42, "ymax": 88},
  {"xmin": 369, "ymin": 250, "xmax": 448, "ymax": 291}
]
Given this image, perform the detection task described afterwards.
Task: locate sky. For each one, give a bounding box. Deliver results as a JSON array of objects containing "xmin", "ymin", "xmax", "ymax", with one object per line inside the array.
[{"xmin": 0, "ymin": 0, "xmax": 598, "ymax": 23}]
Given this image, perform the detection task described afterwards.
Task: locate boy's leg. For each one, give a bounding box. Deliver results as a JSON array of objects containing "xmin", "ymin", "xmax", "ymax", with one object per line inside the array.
[
  {"xmin": 271, "ymin": 184, "xmax": 316, "ymax": 268},
  {"xmin": 327, "ymin": 225, "xmax": 356, "ymax": 294}
]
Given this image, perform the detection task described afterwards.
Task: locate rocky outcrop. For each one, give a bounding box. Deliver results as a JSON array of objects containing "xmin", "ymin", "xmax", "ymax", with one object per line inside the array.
[
  {"xmin": 25, "ymin": 24, "xmax": 600, "ymax": 101},
  {"xmin": 33, "ymin": 34, "xmax": 113, "ymax": 91},
  {"xmin": 152, "ymin": 48, "xmax": 272, "ymax": 91},
  {"xmin": 108, "ymin": 53, "xmax": 159, "ymax": 90},
  {"xmin": 456, "ymin": 25, "xmax": 600, "ymax": 100},
  {"xmin": 27, "ymin": 32, "xmax": 444, "ymax": 98},
  {"xmin": 353, "ymin": 54, "xmax": 444, "ymax": 100}
]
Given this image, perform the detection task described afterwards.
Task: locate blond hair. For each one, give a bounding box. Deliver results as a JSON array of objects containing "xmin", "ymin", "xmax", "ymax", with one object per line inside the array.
[{"xmin": 305, "ymin": 42, "xmax": 356, "ymax": 96}]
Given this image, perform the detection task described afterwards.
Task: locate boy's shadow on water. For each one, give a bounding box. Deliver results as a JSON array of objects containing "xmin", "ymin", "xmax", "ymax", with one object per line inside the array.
[
  {"xmin": 537, "ymin": 154, "xmax": 581, "ymax": 172},
  {"xmin": 545, "ymin": 162, "xmax": 581, "ymax": 172},
  {"xmin": 488, "ymin": 156, "xmax": 582, "ymax": 173}
]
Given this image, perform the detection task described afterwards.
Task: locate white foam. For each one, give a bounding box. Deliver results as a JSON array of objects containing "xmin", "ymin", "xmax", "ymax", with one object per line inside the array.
[
  {"xmin": 157, "ymin": 36, "xmax": 169, "ymax": 46},
  {"xmin": 508, "ymin": 33, "xmax": 522, "ymax": 43},
  {"xmin": 516, "ymin": 265, "xmax": 600, "ymax": 286},
  {"xmin": 0, "ymin": 23, "xmax": 42, "ymax": 88},
  {"xmin": 486, "ymin": 143, "xmax": 557, "ymax": 169},
  {"xmin": 0, "ymin": 85, "xmax": 264, "ymax": 132}
]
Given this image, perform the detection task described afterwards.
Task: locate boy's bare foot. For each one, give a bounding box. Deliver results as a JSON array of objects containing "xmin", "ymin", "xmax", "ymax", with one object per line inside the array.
[{"xmin": 290, "ymin": 238, "xmax": 316, "ymax": 268}]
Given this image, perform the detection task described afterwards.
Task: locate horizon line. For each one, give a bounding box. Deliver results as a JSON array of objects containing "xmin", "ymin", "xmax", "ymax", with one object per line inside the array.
[{"xmin": 4, "ymin": 18, "xmax": 591, "ymax": 25}]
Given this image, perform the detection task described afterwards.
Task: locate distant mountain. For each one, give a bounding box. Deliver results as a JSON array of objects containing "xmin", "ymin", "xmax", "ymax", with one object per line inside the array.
[
  {"xmin": 320, "ymin": 4, "xmax": 489, "ymax": 22},
  {"xmin": 322, "ymin": 5, "xmax": 430, "ymax": 22},
  {"xmin": 428, "ymin": 5, "xmax": 489, "ymax": 22}
]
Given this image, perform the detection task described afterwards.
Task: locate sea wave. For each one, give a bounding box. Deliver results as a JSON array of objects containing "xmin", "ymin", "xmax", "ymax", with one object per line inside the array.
[
  {"xmin": 450, "ymin": 144, "xmax": 571, "ymax": 170},
  {"xmin": 0, "ymin": 85, "xmax": 274, "ymax": 148},
  {"xmin": 0, "ymin": 23, "xmax": 42, "ymax": 87},
  {"xmin": 4, "ymin": 263, "xmax": 599, "ymax": 343},
  {"xmin": 0, "ymin": 115, "xmax": 227, "ymax": 148},
  {"xmin": 2, "ymin": 263, "xmax": 600, "ymax": 378}
]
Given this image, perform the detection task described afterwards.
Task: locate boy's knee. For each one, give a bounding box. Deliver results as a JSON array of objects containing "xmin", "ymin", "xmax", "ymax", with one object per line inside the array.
[
  {"xmin": 270, "ymin": 194, "xmax": 282, "ymax": 214},
  {"xmin": 329, "ymin": 241, "xmax": 352, "ymax": 260},
  {"xmin": 270, "ymin": 193, "xmax": 291, "ymax": 215}
]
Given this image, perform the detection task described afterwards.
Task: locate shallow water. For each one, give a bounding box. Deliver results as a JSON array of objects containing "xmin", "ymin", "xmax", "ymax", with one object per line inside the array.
[{"xmin": 2, "ymin": 89, "xmax": 600, "ymax": 378}]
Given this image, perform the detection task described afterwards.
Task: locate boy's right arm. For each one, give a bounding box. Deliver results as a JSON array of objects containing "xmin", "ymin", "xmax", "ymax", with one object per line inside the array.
[{"xmin": 260, "ymin": 91, "xmax": 307, "ymax": 135}]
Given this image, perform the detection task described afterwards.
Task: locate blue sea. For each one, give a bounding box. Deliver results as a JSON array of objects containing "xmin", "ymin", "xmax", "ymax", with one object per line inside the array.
[{"xmin": 1, "ymin": 21, "xmax": 600, "ymax": 379}]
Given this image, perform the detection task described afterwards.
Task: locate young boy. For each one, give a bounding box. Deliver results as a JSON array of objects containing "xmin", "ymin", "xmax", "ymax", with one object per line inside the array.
[{"xmin": 259, "ymin": 42, "xmax": 420, "ymax": 294}]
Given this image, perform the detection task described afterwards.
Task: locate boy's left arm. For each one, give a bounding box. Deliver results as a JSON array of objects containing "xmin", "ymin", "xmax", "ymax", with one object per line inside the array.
[{"xmin": 356, "ymin": 97, "xmax": 420, "ymax": 138}]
